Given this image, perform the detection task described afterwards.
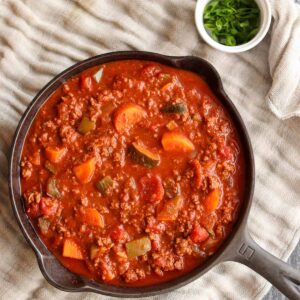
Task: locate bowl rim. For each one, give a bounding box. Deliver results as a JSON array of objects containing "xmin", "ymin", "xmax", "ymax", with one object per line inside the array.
[
  {"xmin": 9, "ymin": 51, "xmax": 255, "ymax": 297},
  {"xmin": 194, "ymin": 0, "xmax": 272, "ymax": 53}
]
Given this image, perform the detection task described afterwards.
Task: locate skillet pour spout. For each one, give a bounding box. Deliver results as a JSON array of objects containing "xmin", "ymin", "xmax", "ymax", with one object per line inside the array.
[{"xmin": 9, "ymin": 51, "xmax": 300, "ymax": 298}]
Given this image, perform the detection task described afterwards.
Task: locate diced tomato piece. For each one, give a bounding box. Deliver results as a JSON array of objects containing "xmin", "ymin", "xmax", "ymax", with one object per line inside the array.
[
  {"xmin": 39, "ymin": 197, "xmax": 59, "ymax": 217},
  {"xmin": 191, "ymin": 159, "xmax": 202, "ymax": 189},
  {"xmin": 26, "ymin": 203, "xmax": 41, "ymax": 218},
  {"xmin": 140, "ymin": 174, "xmax": 164, "ymax": 203},
  {"xmin": 110, "ymin": 225, "xmax": 129, "ymax": 243},
  {"xmin": 80, "ymin": 74, "xmax": 93, "ymax": 91},
  {"xmin": 190, "ymin": 224, "xmax": 209, "ymax": 244},
  {"xmin": 151, "ymin": 234, "xmax": 161, "ymax": 251}
]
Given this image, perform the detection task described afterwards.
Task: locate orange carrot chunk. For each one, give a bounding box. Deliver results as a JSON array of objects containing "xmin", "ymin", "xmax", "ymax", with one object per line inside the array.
[
  {"xmin": 79, "ymin": 207, "xmax": 104, "ymax": 228},
  {"xmin": 63, "ymin": 239, "xmax": 84, "ymax": 260},
  {"xmin": 161, "ymin": 132, "xmax": 195, "ymax": 153},
  {"xmin": 73, "ymin": 157, "xmax": 96, "ymax": 184},
  {"xmin": 114, "ymin": 103, "xmax": 146, "ymax": 133},
  {"xmin": 203, "ymin": 189, "xmax": 221, "ymax": 213},
  {"xmin": 45, "ymin": 147, "xmax": 67, "ymax": 163},
  {"xmin": 161, "ymin": 82, "xmax": 173, "ymax": 92},
  {"xmin": 157, "ymin": 195, "xmax": 184, "ymax": 221}
]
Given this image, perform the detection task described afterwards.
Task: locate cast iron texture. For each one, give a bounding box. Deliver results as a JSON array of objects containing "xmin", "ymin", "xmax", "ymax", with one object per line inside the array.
[{"xmin": 9, "ymin": 51, "xmax": 300, "ymax": 298}]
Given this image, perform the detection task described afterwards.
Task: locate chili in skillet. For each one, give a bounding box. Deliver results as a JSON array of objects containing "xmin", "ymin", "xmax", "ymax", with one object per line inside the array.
[{"xmin": 21, "ymin": 60, "xmax": 244, "ymax": 286}]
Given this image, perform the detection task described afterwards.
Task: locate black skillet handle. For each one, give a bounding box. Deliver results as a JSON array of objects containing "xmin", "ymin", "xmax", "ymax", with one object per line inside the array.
[{"xmin": 229, "ymin": 227, "xmax": 300, "ymax": 300}]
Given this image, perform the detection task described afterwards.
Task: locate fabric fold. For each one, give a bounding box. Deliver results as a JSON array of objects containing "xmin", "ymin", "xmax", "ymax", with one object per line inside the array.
[{"xmin": 267, "ymin": 0, "xmax": 300, "ymax": 119}]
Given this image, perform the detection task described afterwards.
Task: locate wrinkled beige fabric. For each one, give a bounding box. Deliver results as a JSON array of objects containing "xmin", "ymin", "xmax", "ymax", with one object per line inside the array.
[
  {"xmin": 0, "ymin": 0, "xmax": 299, "ymax": 299},
  {"xmin": 267, "ymin": 0, "xmax": 300, "ymax": 119}
]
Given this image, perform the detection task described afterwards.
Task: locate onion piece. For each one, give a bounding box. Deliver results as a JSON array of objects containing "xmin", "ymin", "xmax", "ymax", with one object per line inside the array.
[{"xmin": 94, "ymin": 67, "xmax": 103, "ymax": 83}]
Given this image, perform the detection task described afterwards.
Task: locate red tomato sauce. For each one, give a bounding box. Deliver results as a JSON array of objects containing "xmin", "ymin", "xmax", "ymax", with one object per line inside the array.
[{"xmin": 21, "ymin": 60, "xmax": 245, "ymax": 286}]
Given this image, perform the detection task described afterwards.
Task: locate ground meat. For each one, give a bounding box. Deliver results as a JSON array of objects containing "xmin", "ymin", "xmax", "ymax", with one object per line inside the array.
[
  {"xmin": 38, "ymin": 217, "xmax": 50, "ymax": 235},
  {"xmin": 110, "ymin": 197, "xmax": 120, "ymax": 210},
  {"xmin": 43, "ymin": 120, "xmax": 57, "ymax": 130},
  {"xmin": 163, "ymin": 177, "xmax": 180, "ymax": 198},
  {"xmin": 123, "ymin": 269, "xmax": 138, "ymax": 282},
  {"xmin": 88, "ymin": 97, "xmax": 102, "ymax": 122},
  {"xmin": 123, "ymin": 268, "xmax": 146, "ymax": 283},
  {"xmin": 118, "ymin": 262, "xmax": 130, "ymax": 275},
  {"xmin": 38, "ymin": 132, "xmax": 50, "ymax": 146},
  {"xmin": 112, "ymin": 74, "xmax": 134, "ymax": 91},
  {"xmin": 24, "ymin": 191, "xmax": 42, "ymax": 206},
  {"xmin": 21, "ymin": 160, "xmax": 33, "ymax": 179},
  {"xmin": 176, "ymin": 206, "xmax": 196, "ymax": 235},
  {"xmin": 175, "ymin": 238, "xmax": 193, "ymax": 256},
  {"xmin": 221, "ymin": 196, "xmax": 239, "ymax": 224},
  {"xmin": 58, "ymin": 95, "xmax": 83, "ymax": 122},
  {"xmin": 136, "ymin": 268, "xmax": 146, "ymax": 279},
  {"xmin": 119, "ymin": 186, "xmax": 142, "ymax": 225},
  {"xmin": 30, "ymin": 151, "xmax": 41, "ymax": 166},
  {"xmin": 60, "ymin": 125, "xmax": 79, "ymax": 144},
  {"xmin": 80, "ymin": 196, "xmax": 89, "ymax": 207},
  {"xmin": 154, "ymin": 267, "xmax": 164, "ymax": 277},
  {"xmin": 207, "ymin": 175, "xmax": 220, "ymax": 189},
  {"xmin": 141, "ymin": 64, "xmax": 162, "ymax": 77},
  {"xmin": 97, "ymin": 236, "xmax": 113, "ymax": 250},
  {"xmin": 112, "ymin": 244, "xmax": 128, "ymax": 262},
  {"xmin": 174, "ymin": 257, "xmax": 184, "ymax": 270},
  {"xmin": 88, "ymin": 135, "xmax": 117, "ymax": 160},
  {"xmin": 96, "ymin": 255, "xmax": 116, "ymax": 281},
  {"xmin": 219, "ymin": 161, "xmax": 236, "ymax": 180},
  {"xmin": 113, "ymin": 148, "xmax": 126, "ymax": 167},
  {"xmin": 152, "ymin": 250, "xmax": 184, "ymax": 273}
]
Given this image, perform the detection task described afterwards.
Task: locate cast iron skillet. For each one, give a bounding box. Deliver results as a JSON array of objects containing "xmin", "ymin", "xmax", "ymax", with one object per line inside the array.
[{"xmin": 9, "ymin": 51, "xmax": 300, "ymax": 299}]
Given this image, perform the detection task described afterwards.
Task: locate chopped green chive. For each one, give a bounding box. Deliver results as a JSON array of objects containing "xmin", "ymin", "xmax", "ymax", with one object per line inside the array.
[{"xmin": 203, "ymin": 0, "xmax": 260, "ymax": 46}]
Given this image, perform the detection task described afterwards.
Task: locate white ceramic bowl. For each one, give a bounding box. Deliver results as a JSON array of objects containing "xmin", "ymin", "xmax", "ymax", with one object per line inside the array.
[{"xmin": 195, "ymin": 0, "xmax": 272, "ymax": 53}]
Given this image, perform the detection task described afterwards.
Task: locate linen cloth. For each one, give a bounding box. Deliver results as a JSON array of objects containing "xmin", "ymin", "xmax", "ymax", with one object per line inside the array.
[
  {"xmin": 0, "ymin": 0, "xmax": 300, "ymax": 299},
  {"xmin": 267, "ymin": 0, "xmax": 300, "ymax": 119}
]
